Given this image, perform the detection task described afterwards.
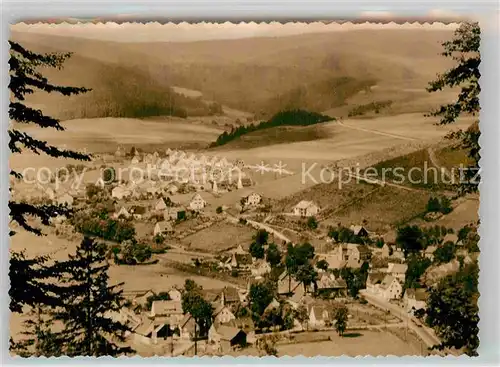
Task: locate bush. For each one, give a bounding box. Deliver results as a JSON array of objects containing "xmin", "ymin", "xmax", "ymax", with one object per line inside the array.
[
  {"xmin": 307, "ymin": 216, "xmax": 318, "ymax": 230},
  {"xmin": 216, "ymin": 206, "xmax": 223, "ymax": 214}
]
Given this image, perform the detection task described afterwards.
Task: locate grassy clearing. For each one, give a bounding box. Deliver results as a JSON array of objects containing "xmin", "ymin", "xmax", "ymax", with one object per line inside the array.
[
  {"xmin": 369, "ymin": 148, "xmax": 453, "ymax": 191},
  {"xmin": 328, "ymin": 185, "xmax": 432, "ymax": 232},
  {"xmin": 180, "ymin": 221, "xmax": 255, "ymax": 253}
]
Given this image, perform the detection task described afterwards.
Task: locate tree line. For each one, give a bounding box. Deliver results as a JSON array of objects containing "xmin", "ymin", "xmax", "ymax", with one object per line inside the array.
[{"xmin": 209, "ymin": 109, "xmax": 334, "ymax": 147}]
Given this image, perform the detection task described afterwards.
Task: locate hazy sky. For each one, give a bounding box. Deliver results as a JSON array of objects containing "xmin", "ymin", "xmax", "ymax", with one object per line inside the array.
[{"xmin": 11, "ymin": 21, "xmax": 458, "ymax": 43}]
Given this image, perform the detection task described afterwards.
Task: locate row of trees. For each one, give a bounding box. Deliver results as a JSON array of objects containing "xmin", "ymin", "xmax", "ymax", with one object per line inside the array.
[{"xmin": 210, "ymin": 109, "xmax": 333, "ymax": 147}]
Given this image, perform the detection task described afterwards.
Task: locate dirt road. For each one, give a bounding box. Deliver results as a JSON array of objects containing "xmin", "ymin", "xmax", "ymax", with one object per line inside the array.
[{"xmin": 359, "ymin": 290, "xmax": 453, "ymax": 356}]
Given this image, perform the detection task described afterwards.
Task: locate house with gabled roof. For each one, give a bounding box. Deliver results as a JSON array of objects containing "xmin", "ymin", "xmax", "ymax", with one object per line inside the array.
[
  {"xmin": 403, "ymin": 288, "xmax": 429, "ymax": 314},
  {"xmin": 221, "ymin": 286, "xmax": 241, "ymax": 307},
  {"xmin": 314, "ymin": 274, "xmax": 348, "ymax": 298},
  {"xmin": 154, "ymin": 221, "xmax": 174, "ymax": 237},
  {"xmin": 277, "ymin": 270, "xmax": 304, "ymax": 296},
  {"xmin": 113, "ymin": 206, "xmax": 131, "ymax": 220},
  {"xmin": 379, "ymin": 275, "xmax": 402, "ymax": 301},
  {"xmin": 213, "ymin": 305, "xmax": 236, "ymax": 325},
  {"xmin": 189, "ymin": 193, "xmax": 207, "ymax": 211},
  {"xmin": 387, "ymin": 263, "xmax": 408, "ymax": 283},
  {"xmin": 230, "ymin": 253, "xmax": 253, "ymax": 270},
  {"xmin": 292, "ymin": 200, "xmax": 320, "ymax": 217},
  {"xmin": 350, "ymin": 225, "xmax": 369, "ymax": 237},
  {"xmin": 208, "ymin": 324, "xmax": 247, "ymax": 353},
  {"xmin": 154, "ymin": 197, "xmax": 168, "ymax": 212}
]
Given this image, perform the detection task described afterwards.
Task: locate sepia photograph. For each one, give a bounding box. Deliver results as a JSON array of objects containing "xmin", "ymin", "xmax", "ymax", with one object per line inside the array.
[{"xmin": 8, "ymin": 19, "xmax": 480, "ymax": 358}]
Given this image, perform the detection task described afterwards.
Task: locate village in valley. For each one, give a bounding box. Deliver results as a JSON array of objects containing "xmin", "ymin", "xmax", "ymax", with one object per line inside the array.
[{"xmin": 8, "ymin": 21, "xmax": 480, "ymax": 358}]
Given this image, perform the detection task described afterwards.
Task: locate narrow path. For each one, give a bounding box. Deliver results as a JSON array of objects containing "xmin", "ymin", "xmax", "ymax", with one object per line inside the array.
[
  {"xmin": 427, "ymin": 146, "xmax": 452, "ymax": 182},
  {"xmin": 336, "ymin": 120, "xmax": 418, "ymax": 142}
]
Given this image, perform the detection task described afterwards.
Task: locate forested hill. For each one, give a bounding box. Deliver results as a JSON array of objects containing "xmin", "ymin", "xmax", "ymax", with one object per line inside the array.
[{"xmin": 209, "ymin": 110, "xmax": 334, "ymax": 147}]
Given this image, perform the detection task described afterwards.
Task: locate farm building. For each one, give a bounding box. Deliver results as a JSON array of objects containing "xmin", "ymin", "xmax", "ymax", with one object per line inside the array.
[
  {"xmin": 314, "ymin": 274, "xmax": 348, "ymax": 298},
  {"xmin": 292, "ymin": 200, "xmax": 320, "ymax": 217}
]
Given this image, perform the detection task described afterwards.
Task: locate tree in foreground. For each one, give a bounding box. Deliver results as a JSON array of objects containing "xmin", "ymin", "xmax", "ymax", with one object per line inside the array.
[
  {"xmin": 427, "ymin": 22, "xmax": 480, "ymax": 194},
  {"xmin": 9, "ymin": 41, "xmax": 91, "ymax": 236},
  {"xmin": 334, "ymin": 306, "xmax": 349, "ymax": 336},
  {"xmin": 9, "ymin": 41, "xmax": 91, "ymax": 313},
  {"xmin": 54, "ymin": 238, "xmax": 133, "ymax": 356},
  {"xmin": 425, "ymin": 263, "xmax": 479, "ymax": 356}
]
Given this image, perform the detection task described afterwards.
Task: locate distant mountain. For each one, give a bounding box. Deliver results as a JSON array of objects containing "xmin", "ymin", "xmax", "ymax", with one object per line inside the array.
[{"xmin": 10, "ymin": 29, "xmax": 454, "ymax": 120}]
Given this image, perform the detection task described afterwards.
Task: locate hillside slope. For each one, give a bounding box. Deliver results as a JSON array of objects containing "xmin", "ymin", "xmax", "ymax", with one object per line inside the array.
[{"xmin": 10, "ymin": 29, "xmax": 455, "ymax": 119}]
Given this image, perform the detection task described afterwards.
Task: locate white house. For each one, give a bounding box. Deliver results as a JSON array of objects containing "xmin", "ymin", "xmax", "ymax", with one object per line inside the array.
[
  {"xmin": 168, "ymin": 287, "xmax": 182, "ymax": 302},
  {"xmin": 154, "ymin": 221, "xmax": 174, "ymax": 237},
  {"xmin": 424, "ymin": 246, "xmax": 437, "ymax": 261},
  {"xmin": 403, "ymin": 288, "xmax": 429, "ymax": 314},
  {"xmin": 213, "ymin": 305, "xmax": 236, "ymax": 325},
  {"xmin": 250, "ymin": 260, "xmax": 271, "ymax": 277},
  {"xmin": 189, "ymin": 193, "xmax": 207, "ymax": 211},
  {"xmin": 114, "ymin": 206, "xmax": 131, "ymax": 219},
  {"xmin": 378, "ymin": 275, "xmax": 403, "ymax": 301},
  {"xmin": 241, "ymin": 192, "xmax": 262, "ymax": 207},
  {"xmin": 308, "ymin": 303, "xmax": 337, "ymax": 328},
  {"xmin": 292, "ymin": 200, "xmax": 320, "ymax": 217},
  {"xmin": 57, "ymin": 192, "xmax": 74, "ymax": 207},
  {"xmin": 386, "ymin": 263, "xmax": 408, "ymax": 283},
  {"xmin": 131, "ymin": 156, "xmax": 140, "ymax": 165},
  {"xmin": 95, "ymin": 177, "xmax": 106, "ymax": 189},
  {"xmin": 155, "ymin": 198, "xmax": 168, "ymax": 211},
  {"xmin": 112, "ymin": 186, "xmax": 130, "ymax": 200}
]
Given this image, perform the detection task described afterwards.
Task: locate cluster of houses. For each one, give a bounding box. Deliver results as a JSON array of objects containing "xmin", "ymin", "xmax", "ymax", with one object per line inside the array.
[
  {"xmin": 117, "ymin": 286, "xmax": 256, "ymax": 354},
  {"xmin": 116, "ymin": 148, "xmax": 253, "ymax": 195}
]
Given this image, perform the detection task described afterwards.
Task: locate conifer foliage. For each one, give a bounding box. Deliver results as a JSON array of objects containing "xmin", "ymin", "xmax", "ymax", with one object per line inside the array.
[
  {"xmin": 9, "ymin": 41, "xmax": 91, "ymax": 236},
  {"xmin": 53, "ymin": 237, "xmax": 133, "ymax": 356}
]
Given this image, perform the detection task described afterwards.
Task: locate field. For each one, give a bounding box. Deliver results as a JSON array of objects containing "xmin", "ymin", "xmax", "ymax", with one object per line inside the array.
[
  {"xmin": 180, "ymin": 221, "xmax": 256, "ymax": 253},
  {"xmin": 328, "ymin": 185, "xmax": 432, "ymax": 232},
  {"xmin": 228, "ymin": 330, "xmax": 425, "ymax": 357}
]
